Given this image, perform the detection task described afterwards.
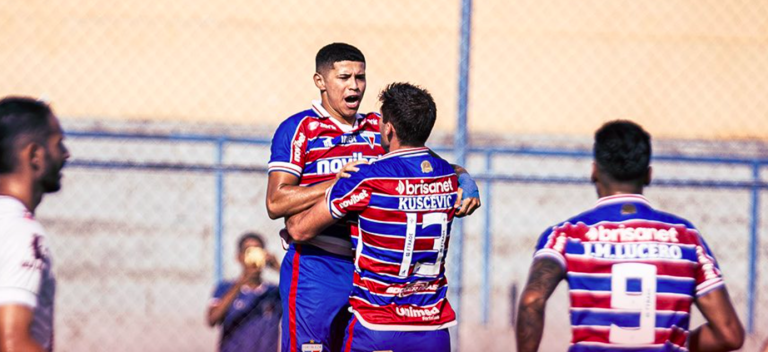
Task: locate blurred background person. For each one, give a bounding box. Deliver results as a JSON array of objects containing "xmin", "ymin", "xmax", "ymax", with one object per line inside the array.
[{"xmin": 207, "ymin": 232, "xmax": 281, "ymax": 352}]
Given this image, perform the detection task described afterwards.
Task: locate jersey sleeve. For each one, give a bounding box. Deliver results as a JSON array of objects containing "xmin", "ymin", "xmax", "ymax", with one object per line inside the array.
[
  {"xmin": 0, "ymin": 221, "xmax": 45, "ymax": 308},
  {"xmin": 268, "ymin": 117, "xmax": 308, "ymax": 178},
  {"xmin": 532, "ymin": 225, "xmax": 568, "ymax": 268},
  {"xmin": 692, "ymin": 231, "xmax": 725, "ymax": 297},
  {"xmin": 326, "ymin": 166, "xmax": 373, "ymax": 219}
]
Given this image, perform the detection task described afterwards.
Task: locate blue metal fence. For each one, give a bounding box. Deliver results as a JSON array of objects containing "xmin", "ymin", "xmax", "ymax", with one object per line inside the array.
[{"xmin": 65, "ymin": 130, "xmax": 766, "ymax": 336}]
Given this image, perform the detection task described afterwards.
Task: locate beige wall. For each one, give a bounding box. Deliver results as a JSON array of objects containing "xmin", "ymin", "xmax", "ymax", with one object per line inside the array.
[{"xmin": 1, "ymin": 0, "xmax": 766, "ymax": 139}]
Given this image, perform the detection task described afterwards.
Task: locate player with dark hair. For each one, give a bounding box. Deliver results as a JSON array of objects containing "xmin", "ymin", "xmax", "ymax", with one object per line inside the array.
[
  {"xmin": 286, "ymin": 83, "xmax": 458, "ymax": 352},
  {"xmin": 516, "ymin": 120, "xmax": 745, "ymax": 352},
  {"xmin": 266, "ymin": 43, "xmax": 480, "ymax": 352},
  {"xmin": 208, "ymin": 232, "xmax": 281, "ymax": 352},
  {"xmin": 0, "ymin": 97, "xmax": 70, "ymax": 352}
]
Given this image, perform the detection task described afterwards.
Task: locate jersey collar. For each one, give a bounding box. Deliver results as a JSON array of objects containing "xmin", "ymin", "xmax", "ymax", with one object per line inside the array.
[
  {"xmin": 311, "ymin": 100, "xmax": 364, "ymax": 128},
  {"xmin": 595, "ymin": 194, "xmax": 652, "ymax": 208},
  {"xmin": 379, "ymin": 146, "xmax": 430, "ymax": 160},
  {"xmin": 0, "ymin": 195, "xmax": 34, "ymax": 219}
]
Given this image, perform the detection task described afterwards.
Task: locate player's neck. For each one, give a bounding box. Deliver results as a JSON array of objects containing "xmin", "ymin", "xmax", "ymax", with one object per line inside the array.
[
  {"xmin": 320, "ymin": 100, "xmax": 357, "ymax": 126},
  {"xmin": 386, "ymin": 140, "xmax": 424, "ymax": 154},
  {"xmin": 0, "ymin": 174, "xmax": 40, "ymax": 214},
  {"xmin": 597, "ymin": 185, "xmax": 644, "ymax": 199}
]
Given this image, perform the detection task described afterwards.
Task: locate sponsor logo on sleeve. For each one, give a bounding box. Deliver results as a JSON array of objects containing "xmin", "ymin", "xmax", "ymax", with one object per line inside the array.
[
  {"xmin": 338, "ymin": 189, "xmax": 369, "ymax": 210},
  {"xmin": 293, "ymin": 132, "xmax": 306, "ymax": 163}
]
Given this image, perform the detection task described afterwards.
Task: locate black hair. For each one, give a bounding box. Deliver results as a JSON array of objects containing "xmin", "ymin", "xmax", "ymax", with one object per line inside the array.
[
  {"xmin": 594, "ymin": 120, "xmax": 652, "ymax": 181},
  {"xmin": 0, "ymin": 97, "xmax": 53, "ymax": 173},
  {"xmin": 237, "ymin": 232, "xmax": 265, "ymax": 252},
  {"xmin": 315, "ymin": 43, "xmax": 365, "ymax": 74},
  {"xmin": 379, "ymin": 82, "xmax": 437, "ymax": 147}
]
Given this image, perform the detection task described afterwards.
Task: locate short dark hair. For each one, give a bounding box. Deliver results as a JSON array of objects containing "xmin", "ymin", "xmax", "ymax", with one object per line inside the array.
[
  {"xmin": 237, "ymin": 232, "xmax": 265, "ymax": 252},
  {"xmin": 0, "ymin": 97, "xmax": 54, "ymax": 173},
  {"xmin": 315, "ymin": 43, "xmax": 365, "ymax": 74},
  {"xmin": 379, "ymin": 82, "xmax": 437, "ymax": 147},
  {"xmin": 594, "ymin": 120, "xmax": 652, "ymax": 181}
]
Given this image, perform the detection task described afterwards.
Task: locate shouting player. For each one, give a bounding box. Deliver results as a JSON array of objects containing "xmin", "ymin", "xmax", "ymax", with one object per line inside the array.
[
  {"xmin": 267, "ymin": 44, "xmax": 479, "ymax": 352},
  {"xmin": 0, "ymin": 97, "xmax": 70, "ymax": 352},
  {"xmin": 516, "ymin": 120, "xmax": 744, "ymax": 352},
  {"xmin": 287, "ymin": 82, "xmax": 458, "ymax": 352}
]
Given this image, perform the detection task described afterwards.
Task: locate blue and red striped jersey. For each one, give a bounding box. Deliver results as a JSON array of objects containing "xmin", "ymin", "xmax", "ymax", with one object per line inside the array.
[
  {"xmin": 534, "ymin": 194, "xmax": 725, "ymax": 352},
  {"xmin": 268, "ymin": 101, "xmax": 383, "ymax": 186},
  {"xmin": 268, "ymin": 101, "xmax": 384, "ymax": 254},
  {"xmin": 326, "ymin": 147, "xmax": 459, "ymax": 331}
]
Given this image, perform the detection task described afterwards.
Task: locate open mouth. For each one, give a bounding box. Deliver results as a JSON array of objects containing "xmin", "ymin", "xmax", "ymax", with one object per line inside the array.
[{"xmin": 344, "ymin": 95, "xmax": 361, "ymax": 108}]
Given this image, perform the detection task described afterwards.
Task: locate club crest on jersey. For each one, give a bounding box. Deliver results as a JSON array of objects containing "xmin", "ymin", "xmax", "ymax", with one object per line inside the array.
[
  {"xmin": 301, "ymin": 341, "xmax": 323, "ymax": 352},
  {"xmin": 421, "ymin": 160, "xmax": 433, "ymax": 173},
  {"xmin": 360, "ymin": 131, "xmax": 377, "ymax": 149}
]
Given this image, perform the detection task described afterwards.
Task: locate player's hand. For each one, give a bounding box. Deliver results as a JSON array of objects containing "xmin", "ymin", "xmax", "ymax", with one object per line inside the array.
[
  {"xmin": 454, "ymin": 187, "xmax": 481, "ymax": 217},
  {"xmin": 455, "ymin": 172, "xmax": 481, "ymax": 217},
  {"xmin": 336, "ymin": 160, "xmax": 368, "ymax": 179}
]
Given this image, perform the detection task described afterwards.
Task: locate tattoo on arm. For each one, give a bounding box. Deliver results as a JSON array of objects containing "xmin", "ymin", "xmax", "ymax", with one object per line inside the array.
[{"xmin": 516, "ymin": 258, "xmax": 565, "ymax": 352}]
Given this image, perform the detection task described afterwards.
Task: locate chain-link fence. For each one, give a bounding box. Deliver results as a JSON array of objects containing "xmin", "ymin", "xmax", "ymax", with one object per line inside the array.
[{"xmin": 2, "ymin": 1, "xmax": 768, "ymax": 351}]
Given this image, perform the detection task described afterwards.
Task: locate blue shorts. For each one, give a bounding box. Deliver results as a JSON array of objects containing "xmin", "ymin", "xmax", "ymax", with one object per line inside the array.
[
  {"xmin": 342, "ymin": 316, "xmax": 451, "ymax": 352},
  {"xmin": 280, "ymin": 243, "xmax": 354, "ymax": 352}
]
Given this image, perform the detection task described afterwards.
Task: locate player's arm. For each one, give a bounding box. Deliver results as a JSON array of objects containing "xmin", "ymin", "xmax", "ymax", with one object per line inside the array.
[
  {"xmin": 450, "ymin": 164, "xmax": 481, "ymax": 217},
  {"xmin": 284, "ymin": 197, "xmax": 337, "ymax": 242},
  {"xmin": 266, "ymin": 161, "xmax": 367, "ymax": 220},
  {"xmin": 0, "ymin": 305, "xmax": 46, "ymax": 352},
  {"xmin": 516, "ymin": 257, "xmax": 565, "ymax": 352},
  {"xmin": 689, "ymin": 287, "xmax": 744, "ymax": 352},
  {"xmin": 266, "ymin": 171, "xmax": 331, "ymax": 219}
]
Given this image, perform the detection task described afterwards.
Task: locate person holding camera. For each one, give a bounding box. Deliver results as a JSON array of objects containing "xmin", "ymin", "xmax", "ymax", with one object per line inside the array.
[{"xmin": 208, "ymin": 232, "xmax": 281, "ymax": 352}]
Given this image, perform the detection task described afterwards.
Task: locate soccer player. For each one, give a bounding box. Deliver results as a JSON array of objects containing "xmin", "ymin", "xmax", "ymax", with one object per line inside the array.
[
  {"xmin": 266, "ymin": 43, "xmax": 479, "ymax": 352},
  {"xmin": 207, "ymin": 232, "xmax": 281, "ymax": 352},
  {"xmin": 516, "ymin": 120, "xmax": 745, "ymax": 352},
  {"xmin": 286, "ymin": 83, "xmax": 458, "ymax": 352},
  {"xmin": 0, "ymin": 97, "xmax": 70, "ymax": 352}
]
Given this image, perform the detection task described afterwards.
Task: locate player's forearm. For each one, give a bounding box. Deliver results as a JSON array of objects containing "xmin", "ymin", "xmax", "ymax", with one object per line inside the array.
[
  {"xmin": 515, "ymin": 291, "xmax": 547, "ymax": 352},
  {"xmin": 266, "ymin": 181, "xmax": 332, "ymax": 219},
  {"xmin": 285, "ymin": 200, "xmax": 336, "ymax": 242},
  {"xmin": 689, "ymin": 324, "xmax": 744, "ymax": 352}
]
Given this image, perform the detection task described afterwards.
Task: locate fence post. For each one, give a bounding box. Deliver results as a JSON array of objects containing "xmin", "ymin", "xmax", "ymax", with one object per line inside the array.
[
  {"xmin": 747, "ymin": 161, "xmax": 761, "ymax": 333},
  {"xmin": 214, "ymin": 138, "xmax": 226, "ymax": 283},
  {"xmin": 481, "ymin": 152, "xmax": 493, "ymax": 325},
  {"xmin": 451, "ymin": 0, "xmax": 473, "ymax": 350}
]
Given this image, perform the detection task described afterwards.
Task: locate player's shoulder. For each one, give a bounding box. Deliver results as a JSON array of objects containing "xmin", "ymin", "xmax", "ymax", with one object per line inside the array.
[
  {"xmin": 278, "ymin": 109, "xmax": 317, "ymax": 127},
  {"xmin": 646, "ymin": 207, "xmax": 697, "ymax": 229}
]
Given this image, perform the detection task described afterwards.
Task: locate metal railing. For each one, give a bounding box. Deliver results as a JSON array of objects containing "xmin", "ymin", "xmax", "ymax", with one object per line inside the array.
[{"xmin": 66, "ymin": 130, "xmax": 767, "ymax": 336}]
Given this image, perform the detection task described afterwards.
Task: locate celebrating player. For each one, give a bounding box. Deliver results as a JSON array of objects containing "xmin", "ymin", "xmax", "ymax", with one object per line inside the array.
[
  {"xmin": 516, "ymin": 120, "xmax": 744, "ymax": 352},
  {"xmin": 286, "ymin": 83, "xmax": 458, "ymax": 352},
  {"xmin": 266, "ymin": 43, "xmax": 479, "ymax": 352},
  {"xmin": 0, "ymin": 97, "xmax": 70, "ymax": 352}
]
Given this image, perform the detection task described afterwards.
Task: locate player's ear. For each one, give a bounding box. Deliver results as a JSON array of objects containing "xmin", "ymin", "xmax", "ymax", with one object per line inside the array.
[
  {"xmin": 313, "ymin": 72, "xmax": 326, "ymax": 92},
  {"xmin": 26, "ymin": 142, "xmax": 44, "ymax": 172}
]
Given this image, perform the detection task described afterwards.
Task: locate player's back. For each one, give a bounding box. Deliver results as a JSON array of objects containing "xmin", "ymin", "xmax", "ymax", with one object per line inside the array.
[
  {"xmin": 535, "ymin": 194, "xmax": 724, "ymax": 352},
  {"xmin": 327, "ymin": 147, "xmax": 459, "ymax": 331}
]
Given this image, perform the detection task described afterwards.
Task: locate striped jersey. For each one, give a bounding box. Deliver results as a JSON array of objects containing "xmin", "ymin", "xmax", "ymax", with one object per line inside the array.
[
  {"xmin": 268, "ymin": 101, "xmax": 384, "ymax": 254},
  {"xmin": 534, "ymin": 194, "xmax": 725, "ymax": 352},
  {"xmin": 326, "ymin": 147, "xmax": 459, "ymax": 331}
]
